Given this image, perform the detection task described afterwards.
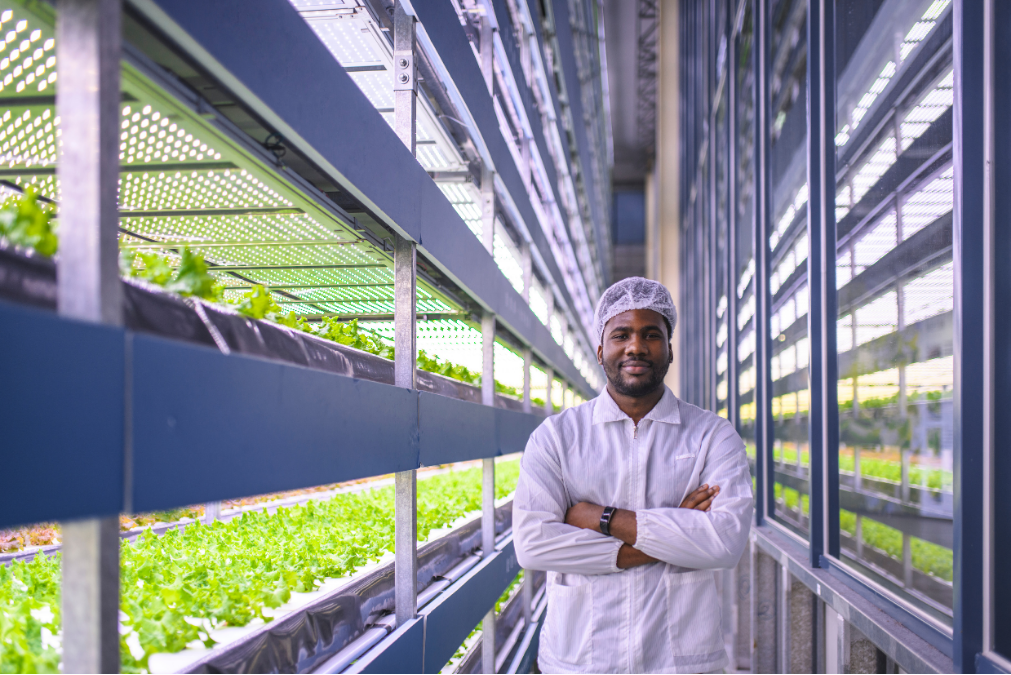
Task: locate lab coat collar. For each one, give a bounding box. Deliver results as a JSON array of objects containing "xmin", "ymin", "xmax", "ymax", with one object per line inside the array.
[{"xmin": 592, "ymin": 385, "xmax": 682, "ymax": 425}]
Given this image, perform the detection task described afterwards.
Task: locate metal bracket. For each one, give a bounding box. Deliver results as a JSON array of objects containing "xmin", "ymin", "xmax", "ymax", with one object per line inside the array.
[{"xmin": 393, "ymin": 50, "xmax": 416, "ymax": 92}]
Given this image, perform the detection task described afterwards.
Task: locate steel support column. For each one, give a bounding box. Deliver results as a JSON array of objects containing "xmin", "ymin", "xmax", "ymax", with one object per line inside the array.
[
  {"xmin": 393, "ymin": 231, "xmax": 418, "ymax": 628},
  {"xmin": 544, "ymin": 367, "xmax": 554, "ymax": 416},
  {"xmin": 393, "ymin": 0, "xmax": 418, "ymax": 630},
  {"xmin": 481, "ymin": 304, "xmax": 496, "ymax": 675},
  {"xmin": 953, "ymin": 0, "xmax": 987, "ymax": 669},
  {"xmin": 522, "ymin": 347, "xmax": 532, "ymax": 413},
  {"xmin": 393, "ymin": 1, "xmax": 417, "ymax": 155},
  {"xmin": 480, "ymin": 12, "xmax": 496, "ymax": 260},
  {"xmin": 806, "ymin": 0, "xmax": 837, "ymax": 566},
  {"xmin": 57, "ymin": 0, "xmax": 122, "ymax": 671},
  {"xmin": 726, "ymin": 0, "xmax": 739, "ymax": 431},
  {"xmin": 521, "ymin": 241, "xmax": 532, "ymax": 303},
  {"xmin": 753, "ymin": 0, "xmax": 773, "ymax": 525}
]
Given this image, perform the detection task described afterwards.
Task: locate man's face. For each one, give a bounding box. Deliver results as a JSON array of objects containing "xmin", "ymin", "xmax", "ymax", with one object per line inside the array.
[{"xmin": 597, "ymin": 308, "xmax": 673, "ymax": 397}]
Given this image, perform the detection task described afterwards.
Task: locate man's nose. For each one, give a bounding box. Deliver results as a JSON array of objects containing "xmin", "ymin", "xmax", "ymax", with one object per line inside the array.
[{"xmin": 625, "ymin": 333, "xmax": 647, "ymax": 355}]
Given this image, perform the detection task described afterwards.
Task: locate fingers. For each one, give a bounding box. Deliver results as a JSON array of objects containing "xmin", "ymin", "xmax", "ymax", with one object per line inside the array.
[
  {"xmin": 680, "ymin": 485, "xmax": 721, "ymax": 510},
  {"xmin": 697, "ymin": 485, "xmax": 720, "ymax": 511},
  {"xmin": 693, "ymin": 495, "xmax": 715, "ymax": 511},
  {"xmin": 679, "ymin": 484, "xmax": 710, "ymax": 508}
]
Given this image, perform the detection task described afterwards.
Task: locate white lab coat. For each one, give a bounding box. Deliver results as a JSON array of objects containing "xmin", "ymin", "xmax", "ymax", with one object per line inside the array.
[{"xmin": 513, "ymin": 386, "xmax": 753, "ymax": 674}]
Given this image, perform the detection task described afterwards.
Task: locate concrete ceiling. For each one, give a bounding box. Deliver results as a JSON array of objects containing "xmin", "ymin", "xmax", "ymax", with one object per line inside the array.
[{"xmin": 603, "ymin": 0, "xmax": 656, "ymax": 188}]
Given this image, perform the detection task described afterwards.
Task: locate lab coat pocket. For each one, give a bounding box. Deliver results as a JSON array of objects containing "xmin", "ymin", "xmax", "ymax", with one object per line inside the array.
[
  {"xmin": 545, "ymin": 579, "xmax": 593, "ymax": 666},
  {"xmin": 664, "ymin": 569, "xmax": 724, "ymax": 657}
]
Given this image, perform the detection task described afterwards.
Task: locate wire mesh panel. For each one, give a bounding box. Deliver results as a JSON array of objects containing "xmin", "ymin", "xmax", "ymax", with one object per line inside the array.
[{"xmin": 834, "ymin": 0, "xmax": 953, "ymax": 622}]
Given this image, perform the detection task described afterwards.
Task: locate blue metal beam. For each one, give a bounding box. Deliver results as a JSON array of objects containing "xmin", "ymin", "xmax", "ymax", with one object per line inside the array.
[
  {"xmin": 421, "ymin": 540, "xmax": 520, "ymax": 674},
  {"xmin": 130, "ymin": 333, "xmax": 420, "ymax": 512},
  {"xmin": 1, "ymin": 307, "xmax": 549, "ymax": 524},
  {"xmin": 496, "ymin": 407, "xmax": 544, "ymax": 457},
  {"xmin": 419, "ymin": 392, "xmax": 496, "ymax": 466},
  {"xmin": 0, "ymin": 301, "xmax": 125, "ymax": 529},
  {"xmin": 351, "ymin": 618, "xmax": 425, "ymax": 674}
]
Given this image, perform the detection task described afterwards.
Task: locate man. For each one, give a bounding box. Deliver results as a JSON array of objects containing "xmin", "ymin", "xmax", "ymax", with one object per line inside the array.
[{"xmin": 513, "ymin": 277, "xmax": 753, "ymax": 674}]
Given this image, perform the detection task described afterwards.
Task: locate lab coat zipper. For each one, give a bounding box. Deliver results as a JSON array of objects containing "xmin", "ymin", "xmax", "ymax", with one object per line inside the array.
[
  {"xmin": 630, "ymin": 420, "xmax": 641, "ymax": 673},
  {"xmin": 628, "ymin": 421, "xmax": 636, "ymax": 673}
]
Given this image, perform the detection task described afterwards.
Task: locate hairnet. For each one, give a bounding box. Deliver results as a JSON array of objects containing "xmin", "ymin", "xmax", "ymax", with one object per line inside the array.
[{"xmin": 593, "ymin": 277, "xmax": 678, "ymax": 344}]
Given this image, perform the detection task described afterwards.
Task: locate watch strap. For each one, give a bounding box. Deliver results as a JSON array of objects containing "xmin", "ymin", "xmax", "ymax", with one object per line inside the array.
[{"xmin": 599, "ymin": 506, "xmax": 617, "ymax": 536}]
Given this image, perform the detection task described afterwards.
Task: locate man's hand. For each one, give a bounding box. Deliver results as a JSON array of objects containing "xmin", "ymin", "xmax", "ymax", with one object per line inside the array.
[
  {"xmin": 679, "ymin": 483, "xmax": 720, "ymax": 512},
  {"xmin": 564, "ymin": 483, "xmax": 722, "ymax": 570},
  {"xmin": 563, "ymin": 483, "xmax": 721, "ymax": 535}
]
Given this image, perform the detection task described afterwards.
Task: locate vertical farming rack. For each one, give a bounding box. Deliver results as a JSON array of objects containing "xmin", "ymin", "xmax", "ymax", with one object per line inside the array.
[{"xmin": 0, "ymin": 0, "xmax": 612, "ymax": 671}]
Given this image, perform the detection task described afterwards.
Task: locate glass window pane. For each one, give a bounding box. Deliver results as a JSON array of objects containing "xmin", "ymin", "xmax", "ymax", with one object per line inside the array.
[
  {"xmin": 835, "ymin": 0, "xmax": 953, "ymax": 623},
  {"xmin": 767, "ymin": 0, "xmax": 810, "ymax": 536}
]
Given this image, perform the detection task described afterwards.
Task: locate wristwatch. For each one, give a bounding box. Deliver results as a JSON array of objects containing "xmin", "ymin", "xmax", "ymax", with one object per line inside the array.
[{"xmin": 599, "ymin": 506, "xmax": 618, "ymax": 536}]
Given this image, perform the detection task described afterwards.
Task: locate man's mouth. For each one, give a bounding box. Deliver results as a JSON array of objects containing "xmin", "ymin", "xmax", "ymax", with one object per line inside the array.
[{"xmin": 620, "ymin": 361, "xmax": 652, "ymax": 375}]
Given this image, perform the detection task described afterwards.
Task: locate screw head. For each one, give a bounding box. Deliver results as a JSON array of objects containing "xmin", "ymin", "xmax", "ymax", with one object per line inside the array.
[
  {"xmin": 399, "ymin": 57, "xmax": 409, "ymax": 68},
  {"xmin": 399, "ymin": 73, "xmax": 410, "ymax": 83}
]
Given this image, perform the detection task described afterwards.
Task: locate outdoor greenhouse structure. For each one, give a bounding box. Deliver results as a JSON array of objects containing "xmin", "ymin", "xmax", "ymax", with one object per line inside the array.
[{"xmin": 4, "ymin": 0, "xmax": 1011, "ymax": 673}]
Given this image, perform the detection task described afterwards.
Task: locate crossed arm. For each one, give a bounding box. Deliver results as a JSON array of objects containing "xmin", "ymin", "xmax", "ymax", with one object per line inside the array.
[
  {"xmin": 513, "ymin": 423, "xmax": 753, "ymax": 575},
  {"xmin": 563, "ymin": 484, "xmax": 719, "ymax": 569}
]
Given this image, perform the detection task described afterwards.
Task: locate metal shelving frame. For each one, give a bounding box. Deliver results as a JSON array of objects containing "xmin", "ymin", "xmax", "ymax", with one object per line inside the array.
[{"xmin": 0, "ymin": 0, "xmax": 614, "ymax": 670}]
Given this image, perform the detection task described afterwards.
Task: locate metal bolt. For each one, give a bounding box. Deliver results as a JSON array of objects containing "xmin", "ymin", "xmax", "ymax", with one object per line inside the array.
[
  {"xmin": 399, "ymin": 73, "xmax": 410, "ymax": 84},
  {"xmin": 399, "ymin": 57, "xmax": 409, "ymax": 68}
]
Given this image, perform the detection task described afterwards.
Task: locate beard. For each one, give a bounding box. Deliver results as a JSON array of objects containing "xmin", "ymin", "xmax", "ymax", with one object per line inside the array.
[{"xmin": 602, "ymin": 354, "xmax": 670, "ymax": 397}]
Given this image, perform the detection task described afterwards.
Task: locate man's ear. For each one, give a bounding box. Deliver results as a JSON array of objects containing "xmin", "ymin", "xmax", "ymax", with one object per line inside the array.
[
  {"xmin": 668, "ymin": 342, "xmax": 674, "ymax": 364},
  {"xmin": 597, "ymin": 344, "xmax": 604, "ymax": 365}
]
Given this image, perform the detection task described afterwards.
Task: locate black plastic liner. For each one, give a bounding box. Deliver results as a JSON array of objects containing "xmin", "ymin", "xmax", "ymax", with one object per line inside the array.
[
  {"xmin": 0, "ymin": 243, "xmax": 534, "ymax": 413},
  {"xmin": 182, "ymin": 503, "xmax": 514, "ymax": 674}
]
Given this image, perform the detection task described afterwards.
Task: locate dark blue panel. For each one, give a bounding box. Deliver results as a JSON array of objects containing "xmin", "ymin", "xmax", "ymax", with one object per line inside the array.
[
  {"xmin": 0, "ymin": 300, "xmax": 125, "ymax": 528},
  {"xmin": 352, "ymin": 617, "xmax": 424, "ymax": 674},
  {"xmin": 418, "ymin": 392, "xmax": 496, "ymax": 466},
  {"xmin": 421, "ymin": 541, "xmax": 519, "ymax": 674},
  {"xmin": 953, "ymin": 0, "xmax": 985, "ymax": 670},
  {"xmin": 495, "ymin": 407, "xmax": 542, "ymax": 456},
  {"xmin": 130, "ymin": 334, "xmax": 419, "ymax": 512},
  {"xmin": 992, "ymin": 0, "xmax": 1011, "ymax": 660},
  {"xmin": 136, "ymin": 0, "xmax": 594, "ymax": 398}
]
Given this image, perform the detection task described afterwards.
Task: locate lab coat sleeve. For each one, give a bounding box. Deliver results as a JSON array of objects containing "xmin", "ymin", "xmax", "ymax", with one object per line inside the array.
[
  {"xmin": 513, "ymin": 422, "xmax": 624, "ymax": 575},
  {"xmin": 634, "ymin": 421, "xmax": 754, "ymax": 569}
]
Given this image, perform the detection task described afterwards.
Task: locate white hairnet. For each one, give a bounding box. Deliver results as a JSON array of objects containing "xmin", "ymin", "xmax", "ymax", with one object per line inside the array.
[{"xmin": 593, "ymin": 277, "xmax": 678, "ymax": 344}]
